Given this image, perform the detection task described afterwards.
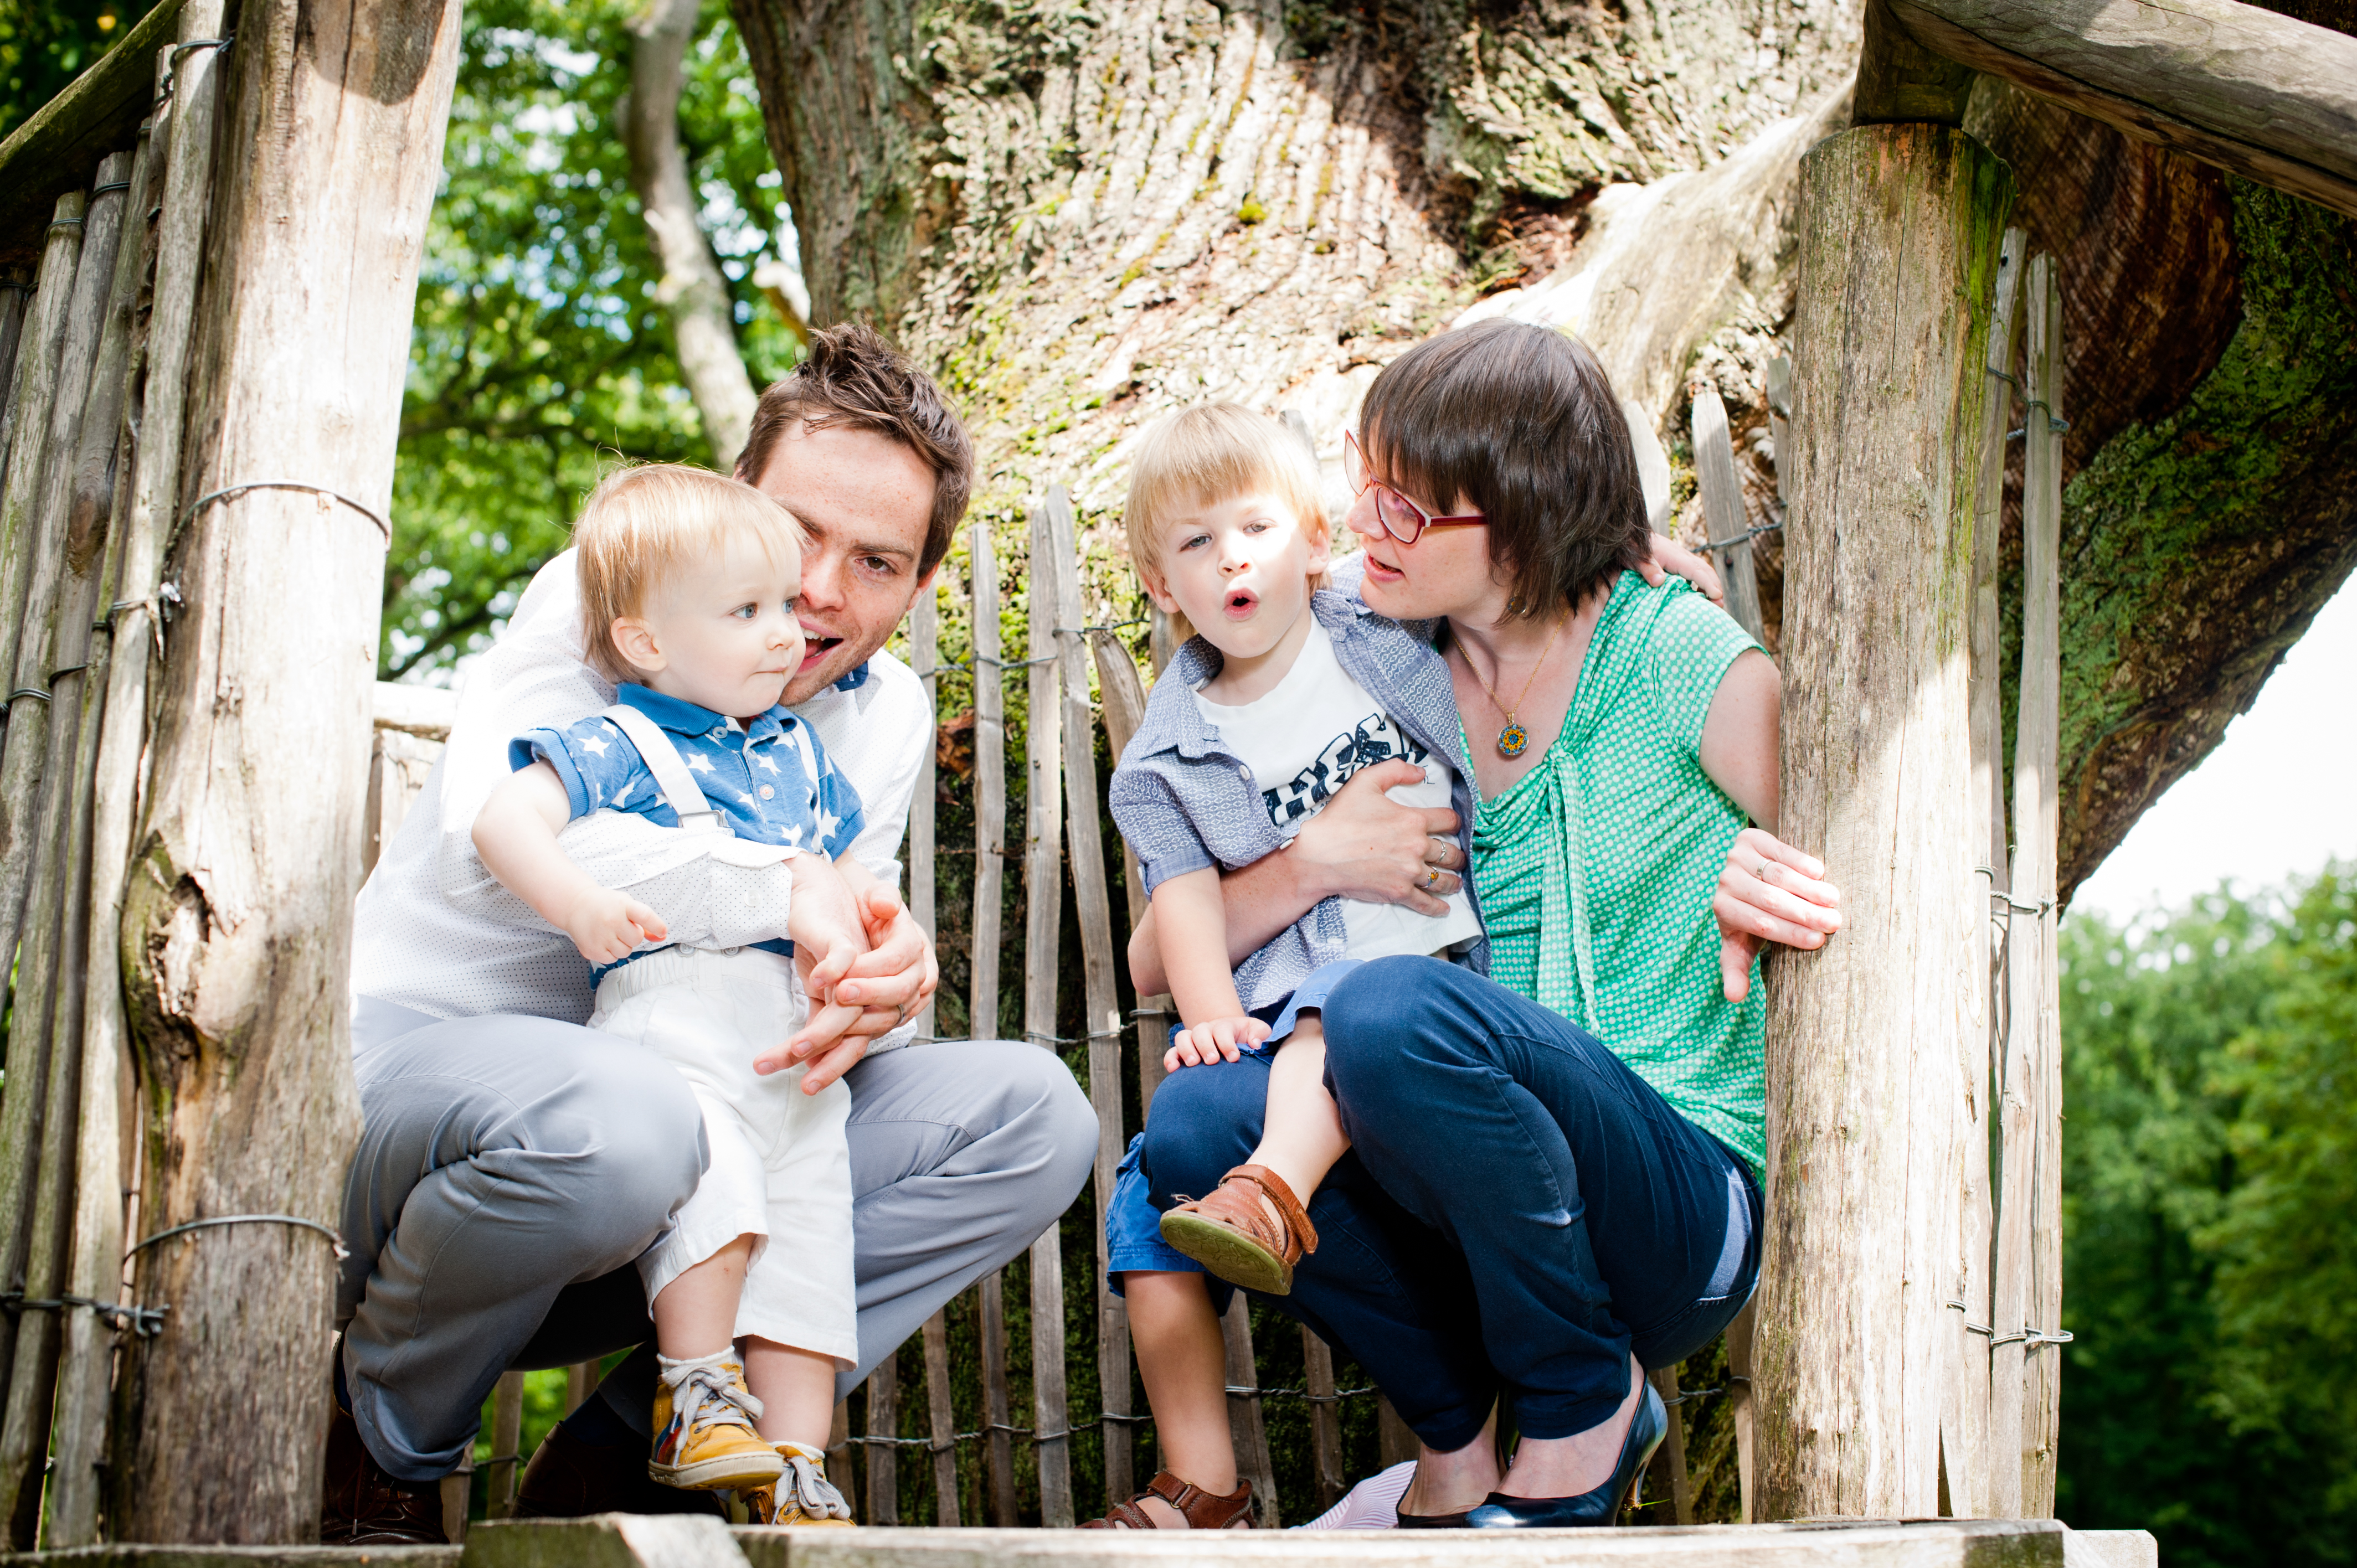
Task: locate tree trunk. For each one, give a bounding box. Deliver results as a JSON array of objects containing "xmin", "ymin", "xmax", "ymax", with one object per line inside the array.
[
  {"xmin": 732, "ymin": 0, "xmax": 2356, "ymax": 902},
  {"xmin": 625, "ymin": 0, "xmax": 759, "ymax": 470},
  {"xmin": 1759, "ymin": 121, "xmax": 2011, "ymax": 1521},
  {"xmin": 110, "ymin": 0, "xmax": 462, "ymax": 1543}
]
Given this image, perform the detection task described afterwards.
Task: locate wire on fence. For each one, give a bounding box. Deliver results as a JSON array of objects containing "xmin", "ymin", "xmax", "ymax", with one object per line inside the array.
[
  {"xmin": 1702, "ymin": 521, "xmax": 1784, "ymax": 553},
  {"xmin": 840, "ymin": 1384, "xmax": 1380, "ymax": 1451}
]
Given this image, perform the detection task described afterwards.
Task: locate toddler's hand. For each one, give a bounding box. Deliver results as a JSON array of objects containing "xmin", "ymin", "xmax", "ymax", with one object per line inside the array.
[
  {"xmin": 1164, "ymin": 1015, "xmax": 1270, "ymax": 1072},
  {"xmin": 560, "ymin": 888, "xmax": 666, "ymax": 966}
]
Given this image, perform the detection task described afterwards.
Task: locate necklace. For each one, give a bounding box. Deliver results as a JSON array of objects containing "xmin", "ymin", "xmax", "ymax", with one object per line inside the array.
[{"xmin": 1465, "ymin": 613, "xmax": 1567, "ymax": 759}]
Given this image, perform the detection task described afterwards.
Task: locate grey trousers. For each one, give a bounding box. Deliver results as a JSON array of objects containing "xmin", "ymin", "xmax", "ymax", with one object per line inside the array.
[{"xmin": 339, "ymin": 997, "xmax": 1097, "ymax": 1481}]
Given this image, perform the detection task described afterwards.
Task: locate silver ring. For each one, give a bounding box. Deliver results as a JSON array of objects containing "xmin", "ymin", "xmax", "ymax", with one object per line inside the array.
[{"xmin": 1753, "ymin": 859, "xmax": 1772, "ymax": 881}]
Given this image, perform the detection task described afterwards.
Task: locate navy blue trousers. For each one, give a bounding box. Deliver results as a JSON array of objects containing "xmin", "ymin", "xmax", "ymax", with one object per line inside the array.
[{"xmin": 1140, "ymin": 956, "xmax": 1761, "ymax": 1446}]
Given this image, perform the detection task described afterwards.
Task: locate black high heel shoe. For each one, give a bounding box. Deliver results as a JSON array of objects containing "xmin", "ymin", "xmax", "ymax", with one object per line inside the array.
[{"xmin": 1460, "ymin": 1379, "xmax": 1667, "ymax": 1529}]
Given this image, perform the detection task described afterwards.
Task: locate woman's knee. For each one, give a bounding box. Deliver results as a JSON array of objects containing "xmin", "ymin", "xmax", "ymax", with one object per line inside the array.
[
  {"xmin": 1138, "ymin": 1058, "xmax": 1267, "ymax": 1201},
  {"xmin": 1321, "ymin": 956, "xmax": 1460, "ymax": 1087}
]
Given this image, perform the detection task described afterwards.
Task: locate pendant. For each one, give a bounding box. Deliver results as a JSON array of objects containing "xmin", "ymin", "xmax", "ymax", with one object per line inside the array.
[{"xmin": 1497, "ymin": 721, "xmax": 1529, "ymax": 759}]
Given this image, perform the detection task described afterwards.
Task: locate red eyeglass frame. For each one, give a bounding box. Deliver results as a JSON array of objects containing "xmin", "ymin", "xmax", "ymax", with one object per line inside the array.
[{"xmin": 1343, "ymin": 430, "xmax": 1487, "ymax": 545}]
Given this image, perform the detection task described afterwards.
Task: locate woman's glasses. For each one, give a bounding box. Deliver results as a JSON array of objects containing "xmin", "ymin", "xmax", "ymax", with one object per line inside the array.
[{"xmin": 1343, "ymin": 430, "xmax": 1487, "ymax": 546}]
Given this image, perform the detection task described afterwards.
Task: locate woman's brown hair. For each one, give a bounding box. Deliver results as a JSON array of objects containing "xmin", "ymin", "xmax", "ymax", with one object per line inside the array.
[{"xmin": 1359, "ymin": 319, "xmax": 1649, "ymax": 618}]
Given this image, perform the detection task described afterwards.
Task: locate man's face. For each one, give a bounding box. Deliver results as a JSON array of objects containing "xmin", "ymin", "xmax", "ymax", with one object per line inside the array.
[{"xmin": 749, "ymin": 420, "xmax": 938, "ymax": 705}]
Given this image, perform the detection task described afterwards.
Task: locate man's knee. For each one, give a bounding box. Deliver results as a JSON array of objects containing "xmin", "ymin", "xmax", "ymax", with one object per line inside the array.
[
  {"xmin": 991, "ymin": 1043, "xmax": 1098, "ymax": 1213},
  {"xmin": 536, "ymin": 1044, "xmax": 706, "ymax": 1242}
]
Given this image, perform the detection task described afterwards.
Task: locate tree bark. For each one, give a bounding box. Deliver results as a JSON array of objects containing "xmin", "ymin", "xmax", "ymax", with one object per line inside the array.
[
  {"xmin": 110, "ymin": 0, "xmax": 462, "ymax": 1543},
  {"xmin": 732, "ymin": 0, "xmax": 2356, "ymax": 906},
  {"xmin": 1759, "ymin": 121, "xmax": 2012, "ymax": 1521},
  {"xmin": 624, "ymin": 0, "xmax": 759, "ymax": 470}
]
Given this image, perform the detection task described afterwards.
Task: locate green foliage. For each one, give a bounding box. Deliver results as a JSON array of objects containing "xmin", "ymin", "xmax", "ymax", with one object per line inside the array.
[
  {"xmin": 387, "ymin": 0, "xmax": 804, "ymax": 680},
  {"xmin": 2057, "ymin": 868, "xmax": 2357, "ymax": 1566},
  {"xmin": 0, "ymin": 0, "xmax": 159, "ymax": 142}
]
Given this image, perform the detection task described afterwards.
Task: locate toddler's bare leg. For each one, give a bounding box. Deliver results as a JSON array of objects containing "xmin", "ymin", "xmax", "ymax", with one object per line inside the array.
[
  {"xmin": 651, "ymin": 1234, "xmax": 755, "ymax": 1357},
  {"xmin": 1243, "ymin": 1015, "xmax": 1350, "ymax": 1209},
  {"xmin": 743, "ymin": 1340, "xmax": 840, "ymax": 1450},
  {"xmin": 1122, "ymin": 1271, "xmax": 1234, "ymax": 1523}
]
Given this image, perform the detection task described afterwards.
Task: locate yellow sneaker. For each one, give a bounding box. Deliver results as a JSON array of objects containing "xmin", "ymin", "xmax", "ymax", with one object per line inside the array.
[
  {"xmin": 648, "ymin": 1356, "xmax": 787, "ymax": 1492},
  {"xmin": 744, "ymin": 1442, "xmax": 855, "ymax": 1525}
]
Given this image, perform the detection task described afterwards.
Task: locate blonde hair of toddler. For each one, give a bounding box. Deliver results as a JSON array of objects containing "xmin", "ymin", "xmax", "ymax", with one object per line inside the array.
[
  {"xmin": 1122, "ymin": 404, "xmax": 1331, "ymax": 644},
  {"xmin": 572, "ymin": 463, "xmax": 806, "ymax": 684}
]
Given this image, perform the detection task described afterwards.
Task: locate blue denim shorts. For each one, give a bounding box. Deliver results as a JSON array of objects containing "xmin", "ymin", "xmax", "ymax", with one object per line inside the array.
[{"xmin": 1105, "ymin": 961, "xmax": 1366, "ymax": 1296}]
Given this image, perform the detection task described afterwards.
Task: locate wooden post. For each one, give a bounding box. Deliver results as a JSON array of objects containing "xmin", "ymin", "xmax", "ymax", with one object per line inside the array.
[
  {"xmin": 826, "ymin": 1398, "xmax": 858, "ymax": 1520},
  {"xmin": 0, "ymin": 149, "xmax": 143, "ymax": 1549},
  {"xmin": 0, "ymin": 195, "xmax": 84, "ymax": 703},
  {"xmin": 1303, "ymin": 1326, "xmax": 1345, "ymax": 1513},
  {"xmin": 1759, "ymin": 122, "xmax": 2011, "ymax": 1521},
  {"xmin": 970, "ymin": 519, "xmax": 1004, "ymax": 1045},
  {"xmin": 2004, "ymin": 254, "xmax": 2066, "ymax": 1518},
  {"xmin": 1727, "ymin": 1299, "xmax": 1758, "ymax": 1521},
  {"xmin": 73, "ymin": 20, "xmax": 229, "ymax": 1538},
  {"xmin": 485, "ymin": 1370, "xmax": 525, "ymax": 1519},
  {"xmin": 1951, "ymin": 227, "xmax": 2024, "ymax": 1521},
  {"xmin": 921, "ymin": 1308, "xmax": 960, "ymax": 1525},
  {"xmin": 1376, "ymin": 1394, "xmax": 1417, "ymax": 1471},
  {"xmin": 969, "ymin": 524, "xmax": 1015, "ymax": 1525},
  {"xmin": 1646, "ymin": 1367, "xmax": 1694, "ymax": 1525},
  {"xmin": 911, "ymin": 581, "xmax": 939, "ymax": 1044},
  {"xmin": 0, "ymin": 267, "xmax": 29, "ymax": 451},
  {"xmin": 1691, "ymin": 386, "xmax": 1765, "ymax": 644},
  {"xmin": 110, "ymin": 0, "xmax": 462, "ymax": 1541},
  {"xmin": 866, "ymin": 1354, "xmax": 899, "ymax": 1524},
  {"xmin": 1087, "ymin": 628, "xmax": 1165, "ymax": 1111},
  {"xmin": 1049, "ymin": 487, "xmax": 1134, "ymax": 1508},
  {"xmin": 564, "ymin": 1363, "xmax": 596, "ymax": 1417},
  {"xmin": 980, "ymin": 1271, "xmax": 1017, "ymax": 1525},
  {"xmin": 1023, "ymin": 500, "xmax": 1073, "ymax": 1529},
  {"xmin": 1220, "ymin": 1294, "xmax": 1278, "ymax": 1528}
]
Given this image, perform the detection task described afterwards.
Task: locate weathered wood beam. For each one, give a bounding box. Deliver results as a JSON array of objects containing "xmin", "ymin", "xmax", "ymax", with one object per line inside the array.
[
  {"xmin": 1856, "ymin": 0, "xmax": 1978, "ymax": 126},
  {"xmin": 0, "ymin": 0, "xmax": 187, "ymax": 265},
  {"xmin": 1762, "ymin": 121, "xmax": 2014, "ymax": 1520},
  {"xmin": 1890, "ymin": 0, "xmax": 2357, "ymax": 220}
]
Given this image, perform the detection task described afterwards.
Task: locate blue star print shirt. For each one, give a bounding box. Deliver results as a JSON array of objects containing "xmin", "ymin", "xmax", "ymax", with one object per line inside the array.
[{"xmin": 510, "ymin": 682, "xmax": 866, "ymax": 978}]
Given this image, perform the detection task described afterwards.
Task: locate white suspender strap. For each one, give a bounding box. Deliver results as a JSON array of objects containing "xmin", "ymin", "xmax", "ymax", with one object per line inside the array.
[{"xmin": 601, "ymin": 704, "xmax": 728, "ymax": 836}]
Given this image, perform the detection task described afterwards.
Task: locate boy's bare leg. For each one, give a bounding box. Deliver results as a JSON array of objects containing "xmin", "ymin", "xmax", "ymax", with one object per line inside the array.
[
  {"xmin": 651, "ymin": 1235, "xmax": 755, "ymax": 1357},
  {"xmin": 1242, "ymin": 1017, "xmax": 1350, "ymax": 1213},
  {"xmin": 1122, "ymin": 1271, "xmax": 1235, "ymax": 1524},
  {"xmin": 743, "ymin": 1340, "xmax": 840, "ymax": 1450}
]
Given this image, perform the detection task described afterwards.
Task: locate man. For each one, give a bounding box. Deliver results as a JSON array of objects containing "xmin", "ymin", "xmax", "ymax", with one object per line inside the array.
[{"xmin": 327, "ymin": 326, "xmax": 1097, "ymax": 1542}]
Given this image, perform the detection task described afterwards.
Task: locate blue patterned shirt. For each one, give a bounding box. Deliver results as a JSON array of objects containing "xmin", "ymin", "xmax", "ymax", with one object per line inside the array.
[{"xmin": 1108, "ymin": 590, "xmax": 1486, "ymax": 1012}]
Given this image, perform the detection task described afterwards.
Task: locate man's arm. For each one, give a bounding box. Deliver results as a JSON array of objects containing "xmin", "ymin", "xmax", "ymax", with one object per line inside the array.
[{"xmin": 1125, "ymin": 759, "xmax": 1464, "ymax": 996}]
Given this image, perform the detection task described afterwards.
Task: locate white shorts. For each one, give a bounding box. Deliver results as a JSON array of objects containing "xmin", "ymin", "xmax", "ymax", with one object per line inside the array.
[{"xmin": 589, "ymin": 946, "xmax": 856, "ymax": 1365}]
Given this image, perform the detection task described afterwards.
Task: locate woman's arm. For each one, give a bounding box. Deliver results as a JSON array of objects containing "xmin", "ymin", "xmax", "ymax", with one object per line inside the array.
[
  {"xmin": 1696, "ymin": 651, "xmax": 1843, "ymax": 1000},
  {"xmin": 1125, "ymin": 759, "xmax": 1464, "ymax": 996}
]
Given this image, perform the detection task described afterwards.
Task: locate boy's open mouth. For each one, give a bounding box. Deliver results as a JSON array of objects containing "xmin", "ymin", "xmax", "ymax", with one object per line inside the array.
[{"xmin": 1223, "ymin": 587, "xmax": 1259, "ymax": 619}]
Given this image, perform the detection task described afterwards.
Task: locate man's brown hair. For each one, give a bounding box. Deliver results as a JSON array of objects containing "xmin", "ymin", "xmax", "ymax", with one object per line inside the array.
[
  {"xmin": 1360, "ymin": 319, "xmax": 1649, "ymax": 619},
  {"xmin": 734, "ymin": 322, "xmax": 974, "ymax": 576}
]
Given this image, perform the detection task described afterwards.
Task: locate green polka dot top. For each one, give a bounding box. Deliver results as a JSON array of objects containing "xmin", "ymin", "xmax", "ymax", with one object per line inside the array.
[{"xmin": 1460, "ymin": 571, "xmax": 1767, "ymax": 1179}]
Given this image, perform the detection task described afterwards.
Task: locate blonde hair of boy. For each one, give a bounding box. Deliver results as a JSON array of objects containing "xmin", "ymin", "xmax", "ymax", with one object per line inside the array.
[
  {"xmin": 573, "ymin": 462, "xmax": 807, "ymax": 684},
  {"xmin": 1123, "ymin": 404, "xmax": 1331, "ymax": 643}
]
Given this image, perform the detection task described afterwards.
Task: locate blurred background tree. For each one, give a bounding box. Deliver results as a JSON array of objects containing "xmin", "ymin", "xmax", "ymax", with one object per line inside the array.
[
  {"xmin": 0, "ymin": 0, "xmax": 161, "ymax": 142},
  {"xmin": 2057, "ymin": 865, "xmax": 2357, "ymax": 1567},
  {"xmin": 387, "ymin": 0, "xmax": 807, "ymax": 682}
]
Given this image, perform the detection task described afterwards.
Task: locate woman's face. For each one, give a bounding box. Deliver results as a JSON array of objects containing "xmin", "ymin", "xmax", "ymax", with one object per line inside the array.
[{"xmin": 1345, "ymin": 446, "xmax": 1506, "ymax": 623}]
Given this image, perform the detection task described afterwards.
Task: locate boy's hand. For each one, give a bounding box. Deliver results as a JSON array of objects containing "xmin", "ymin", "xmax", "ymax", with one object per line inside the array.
[
  {"xmin": 559, "ymin": 888, "xmax": 667, "ymax": 966},
  {"xmin": 1164, "ymin": 1015, "xmax": 1271, "ymax": 1071}
]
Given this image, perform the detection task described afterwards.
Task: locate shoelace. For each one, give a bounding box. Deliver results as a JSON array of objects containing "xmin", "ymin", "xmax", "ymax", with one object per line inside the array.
[
  {"xmin": 662, "ymin": 1359, "xmax": 765, "ymax": 1438},
  {"xmin": 776, "ymin": 1441, "xmax": 853, "ymax": 1520}
]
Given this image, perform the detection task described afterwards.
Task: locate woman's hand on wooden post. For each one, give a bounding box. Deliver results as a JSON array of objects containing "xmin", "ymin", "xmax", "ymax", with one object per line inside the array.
[
  {"xmin": 1713, "ymin": 826, "xmax": 1841, "ymax": 1000},
  {"xmin": 1635, "ymin": 533, "xmax": 1725, "ymax": 605},
  {"xmin": 1286, "ymin": 760, "xmax": 1463, "ymax": 915}
]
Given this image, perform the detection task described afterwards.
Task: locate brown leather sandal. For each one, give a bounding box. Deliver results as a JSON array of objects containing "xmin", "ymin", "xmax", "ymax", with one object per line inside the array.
[
  {"xmin": 1157, "ymin": 1163, "xmax": 1318, "ymax": 1295},
  {"xmin": 1081, "ymin": 1470, "xmax": 1254, "ymax": 1530}
]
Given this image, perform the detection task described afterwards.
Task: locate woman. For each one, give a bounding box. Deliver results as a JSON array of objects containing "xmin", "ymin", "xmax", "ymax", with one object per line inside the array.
[{"xmin": 1128, "ymin": 319, "xmax": 1842, "ymax": 1528}]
